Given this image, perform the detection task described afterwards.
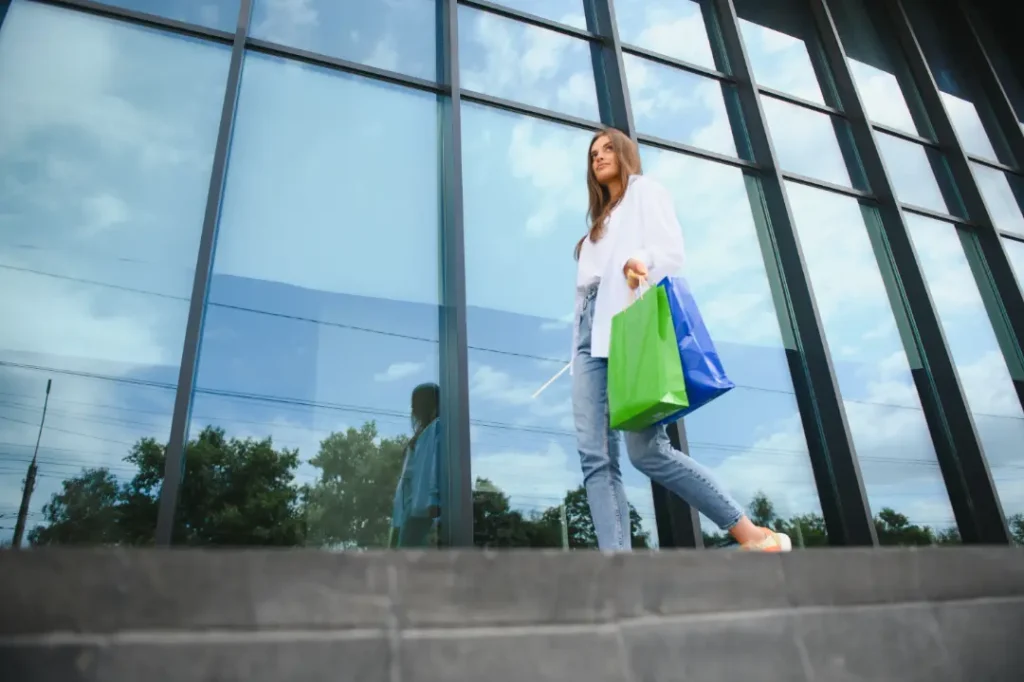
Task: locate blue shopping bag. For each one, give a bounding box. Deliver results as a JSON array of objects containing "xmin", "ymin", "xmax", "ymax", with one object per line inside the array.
[{"xmin": 653, "ymin": 276, "xmax": 734, "ymax": 423}]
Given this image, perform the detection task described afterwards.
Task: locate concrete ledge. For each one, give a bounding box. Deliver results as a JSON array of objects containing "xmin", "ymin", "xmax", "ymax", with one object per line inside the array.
[{"xmin": 1, "ymin": 548, "xmax": 1022, "ymax": 681}]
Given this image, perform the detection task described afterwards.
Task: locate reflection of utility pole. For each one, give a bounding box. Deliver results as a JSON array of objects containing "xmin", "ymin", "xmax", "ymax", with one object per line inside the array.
[
  {"xmin": 560, "ymin": 504, "xmax": 569, "ymax": 551},
  {"xmin": 12, "ymin": 379, "xmax": 51, "ymax": 549}
]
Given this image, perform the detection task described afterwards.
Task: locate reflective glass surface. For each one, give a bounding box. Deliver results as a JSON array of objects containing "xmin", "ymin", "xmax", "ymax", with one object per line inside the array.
[
  {"xmin": 762, "ymin": 96, "xmax": 857, "ymax": 188},
  {"xmin": 902, "ymin": 0, "xmax": 1006, "ymax": 163},
  {"xmin": 735, "ymin": 0, "xmax": 825, "ymax": 104},
  {"xmin": 0, "ymin": 1, "xmax": 230, "ymax": 546},
  {"xmin": 1007, "ymin": 239, "xmax": 1024, "ymax": 291},
  {"xmin": 971, "ymin": 163, "xmax": 1024, "ymax": 237},
  {"xmin": 828, "ymin": 0, "xmax": 924, "ymax": 136},
  {"xmin": 96, "ymin": 0, "xmax": 239, "ymax": 32},
  {"xmin": 251, "ymin": 0, "xmax": 437, "ymax": 81},
  {"xmin": 787, "ymin": 183, "xmax": 958, "ymax": 543},
  {"xmin": 615, "ymin": 0, "xmax": 719, "ymax": 71},
  {"xmin": 642, "ymin": 150, "xmax": 825, "ymax": 548},
  {"xmin": 876, "ymin": 133, "xmax": 952, "ymax": 215},
  {"xmin": 458, "ymin": 5, "xmax": 599, "ymax": 120},
  {"xmin": 624, "ymin": 54, "xmax": 739, "ymax": 158},
  {"xmin": 491, "ymin": 0, "xmax": 586, "ymax": 29},
  {"xmin": 191, "ymin": 54, "xmax": 444, "ymax": 548},
  {"xmin": 461, "ymin": 104, "xmax": 657, "ymax": 548},
  {"xmin": 906, "ymin": 216, "xmax": 1024, "ymax": 531}
]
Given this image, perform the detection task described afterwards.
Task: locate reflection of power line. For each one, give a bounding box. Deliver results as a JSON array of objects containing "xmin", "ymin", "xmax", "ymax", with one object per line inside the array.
[{"xmin": 0, "ymin": 414, "xmax": 136, "ymax": 447}]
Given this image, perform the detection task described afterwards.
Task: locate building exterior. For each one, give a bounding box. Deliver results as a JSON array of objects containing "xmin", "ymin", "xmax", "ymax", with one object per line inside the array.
[{"xmin": 1, "ymin": 0, "xmax": 1022, "ymax": 551}]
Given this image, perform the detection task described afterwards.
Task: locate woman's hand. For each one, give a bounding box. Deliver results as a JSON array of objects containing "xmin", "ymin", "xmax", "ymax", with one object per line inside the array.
[{"xmin": 623, "ymin": 258, "xmax": 648, "ymax": 289}]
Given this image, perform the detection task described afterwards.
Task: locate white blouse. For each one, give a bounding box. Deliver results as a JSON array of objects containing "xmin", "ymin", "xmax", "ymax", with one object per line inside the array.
[{"xmin": 572, "ymin": 174, "xmax": 686, "ymax": 363}]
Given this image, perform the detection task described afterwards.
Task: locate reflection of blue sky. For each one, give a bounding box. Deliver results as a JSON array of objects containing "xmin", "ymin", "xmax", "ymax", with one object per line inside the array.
[
  {"xmin": 762, "ymin": 97, "xmax": 853, "ymax": 188},
  {"xmin": 971, "ymin": 163, "xmax": 1024, "ymax": 237},
  {"xmin": 94, "ymin": 0, "xmax": 239, "ymax": 32},
  {"xmin": 736, "ymin": 11, "xmax": 823, "ymax": 104},
  {"xmin": 250, "ymin": 0, "xmax": 437, "ymax": 81},
  {"xmin": 623, "ymin": 54, "xmax": 737, "ymax": 157},
  {"xmin": 1007, "ymin": 240, "xmax": 1024, "ymax": 292},
  {"xmin": 787, "ymin": 183, "xmax": 958, "ymax": 530},
  {"xmin": 906, "ymin": 216, "xmax": 1024, "ymax": 520},
  {"xmin": 0, "ymin": 1, "xmax": 229, "ymax": 542},
  {"xmin": 614, "ymin": 0, "xmax": 717, "ymax": 70},
  {"xmin": 490, "ymin": 0, "xmax": 585, "ymax": 29},
  {"xmin": 458, "ymin": 4, "xmax": 598, "ymax": 121},
  {"xmin": 876, "ymin": 133, "xmax": 951, "ymax": 214}
]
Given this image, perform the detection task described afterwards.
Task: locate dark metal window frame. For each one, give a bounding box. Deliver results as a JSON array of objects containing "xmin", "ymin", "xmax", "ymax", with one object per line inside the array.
[{"xmin": 3, "ymin": 0, "xmax": 1021, "ymax": 547}]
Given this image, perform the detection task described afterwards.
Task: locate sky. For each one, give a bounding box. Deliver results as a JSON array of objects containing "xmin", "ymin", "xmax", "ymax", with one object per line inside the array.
[{"xmin": 1, "ymin": 0, "xmax": 1023, "ymax": 546}]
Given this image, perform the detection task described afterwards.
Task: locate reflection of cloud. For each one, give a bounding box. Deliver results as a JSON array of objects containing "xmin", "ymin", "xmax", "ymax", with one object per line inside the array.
[
  {"xmin": 82, "ymin": 193, "xmax": 130, "ymax": 233},
  {"xmin": 253, "ymin": 0, "xmax": 320, "ymax": 44},
  {"xmin": 374, "ymin": 361, "xmax": 424, "ymax": 383},
  {"xmin": 614, "ymin": 0, "xmax": 716, "ymax": 68}
]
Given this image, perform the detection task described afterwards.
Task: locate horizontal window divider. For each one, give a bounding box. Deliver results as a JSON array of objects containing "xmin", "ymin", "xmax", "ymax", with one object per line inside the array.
[
  {"xmin": 757, "ymin": 85, "xmax": 843, "ymax": 118},
  {"xmin": 459, "ymin": 0, "xmax": 598, "ymax": 42},
  {"xmin": 966, "ymin": 153, "xmax": 1020, "ymax": 176},
  {"xmin": 998, "ymin": 230, "xmax": 1024, "ymax": 244},
  {"xmin": 779, "ymin": 171, "xmax": 874, "ymax": 201},
  {"xmin": 460, "ymin": 89, "xmax": 603, "ymax": 131},
  {"xmin": 635, "ymin": 133, "xmax": 758, "ymax": 171},
  {"xmin": 870, "ymin": 121, "xmax": 940, "ymax": 149},
  {"xmin": 620, "ymin": 44, "xmax": 733, "ymax": 83},
  {"xmin": 245, "ymin": 38, "xmax": 444, "ymax": 94},
  {"xmin": 899, "ymin": 202, "xmax": 975, "ymax": 227},
  {"xmin": 37, "ymin": 0, "xmax": 234, "ymax": 43}
]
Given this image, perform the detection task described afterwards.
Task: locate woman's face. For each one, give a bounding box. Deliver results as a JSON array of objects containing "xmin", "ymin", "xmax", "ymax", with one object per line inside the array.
[{"xmin": 590, "ymin": 135, "xmax": 619, "ymax": 186}]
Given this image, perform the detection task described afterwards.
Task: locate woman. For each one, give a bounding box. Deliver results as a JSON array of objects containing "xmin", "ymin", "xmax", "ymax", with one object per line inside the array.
[
  {"xmin": 572, "ymin": 127, "xmax": 790, "ymax": 552},
  {"xmin": 390, "ymin": 382, "xmax": 442, "ymax": 548}
]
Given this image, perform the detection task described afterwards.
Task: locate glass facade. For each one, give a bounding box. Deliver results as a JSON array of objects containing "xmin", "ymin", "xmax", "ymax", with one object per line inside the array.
[{"xmin": 2, "ymin": 0, "xmax": 1023, "ymax": 551}]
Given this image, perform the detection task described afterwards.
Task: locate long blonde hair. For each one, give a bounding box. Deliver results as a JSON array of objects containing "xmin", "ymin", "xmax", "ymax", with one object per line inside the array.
[{"xmin": 574, "ymin": 127, "xmax": 643, "ymax": 260}]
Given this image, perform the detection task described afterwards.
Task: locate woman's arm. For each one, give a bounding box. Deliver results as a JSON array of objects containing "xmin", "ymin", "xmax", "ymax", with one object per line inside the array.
[{"xmin": 628, "ymin": 178, "xmax": 686, "ymax": 280}]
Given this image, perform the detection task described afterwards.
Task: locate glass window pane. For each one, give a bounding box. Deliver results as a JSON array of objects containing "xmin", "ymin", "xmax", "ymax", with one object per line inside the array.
[
  {"xmin": 971, "ymin": 163, "xmax": 1024, "ymax": 237},
  {"xmin": 459, "ymin": 5, "xmax": 598, "ymax": 121},
  {"xmin": 251, "ymin": 0, "xmax": 437, "ymax": 81},
  {"xmin": 0, "ymin": 1, "xmax": 230, "ymax": 546},
  {"xmin": 735, "ymin": 0, "xmax": 825, "ymax": 104},
  {"xmin": 1006, "ymin": 239, "xmax": 1024, "ymax": 291},
  {"xmin": 624, "ymin": 54, "xmax": 739, "ymax": 158},
  {"xmin": 192, "ymin": 54, "xmax": 443, "ymax": 549},
  {"xmin": 787, "ymin": 183, "xmax": 959, "ymax": 544},
  {"xmin": 96, "ymin": 0, "xmax": 239, "ymax": 32},
  {"xmin": 490, "ymin": 0, "xmax": 585, "ymax": 29},
  {"xmin": 762, "ymin": 97, "xmax": 857, "ymax": 188},
  {"xmin": 461, "ymin": 105, "xmax": 657, "ymax": 548},
  {"xmin": 642, "ymin": 150, "xmax": 826, "ymax": 548},
  {"xmin": 615, "ymin": 0, "xmax": 719, "ymax": 71},
  {"xmin": 906, "ymin": 216, "xmax": 1024, "ymax": 530},
  {"xmin": 876, "ymin": 133, "xmax": 952, "ymax": 215},
  {"xmin": 902, "ymin": 0, "xmax": 1007, "ymax": 163},
  {"xmin": 827, "ymin": 0, "xmax": 925, "ymax": 136}
]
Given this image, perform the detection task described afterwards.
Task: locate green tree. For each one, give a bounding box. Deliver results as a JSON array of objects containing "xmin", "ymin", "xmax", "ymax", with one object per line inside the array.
[
  {"xmin": 472, "ymin": 478, "xmax": 534, "ymax": 548},
  {"xmin": 531, "ymin": 485, "xmax": 649, "ymax": 549},
  {"xmin": 874, "ymin": 507, "xmax": 936, "ymax": 546},
  {"xmin": 302, "ymin": 422, "xmax": 407, "ymax": 549},
  {"xmin": 29, "ymin": 427, "xmax": 305, "ymax": 547},
  {"xmin": 27, "ymin": 468, "xmax": 122, "ymax": 546},
  {"xmin": 1008, "ymin": 513, "xmax": 1024, "ymax": 546}
]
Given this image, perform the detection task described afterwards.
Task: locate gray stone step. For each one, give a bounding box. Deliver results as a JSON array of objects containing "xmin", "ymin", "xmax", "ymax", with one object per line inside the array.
[{"xmin": 1, "ymin": 548, "xmax": 1022, "ymax": 681}]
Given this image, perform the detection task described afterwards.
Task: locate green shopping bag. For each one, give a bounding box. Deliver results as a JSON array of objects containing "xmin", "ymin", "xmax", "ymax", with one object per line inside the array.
[{"xmin": 608, "ymin": 286, "xmax": 689, "ymax": 431}]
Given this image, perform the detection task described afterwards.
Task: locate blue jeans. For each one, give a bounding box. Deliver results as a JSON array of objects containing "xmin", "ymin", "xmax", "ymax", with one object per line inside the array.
[{"xmin": 572, "ymin": 283, "xmax": 744, "ymax": 550}]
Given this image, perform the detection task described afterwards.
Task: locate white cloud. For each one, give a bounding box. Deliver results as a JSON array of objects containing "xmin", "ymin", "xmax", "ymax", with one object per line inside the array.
[
  {"xmin": 82, "ymin": 193, "xmax": 129, "ymax": 233},
  {"xmin": 374, "ymin": 361, "xmax": 424, "ymax": 383}
]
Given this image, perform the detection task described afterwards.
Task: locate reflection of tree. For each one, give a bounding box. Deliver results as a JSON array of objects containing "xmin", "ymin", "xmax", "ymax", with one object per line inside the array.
[
  {"xmin": 302, "ymin": 423, "xmax": 407, "ymax": 549},
  {"xmin": 24, "ymin": 425, "xmax": 1024, "ymax": 549},
  {"xmin": 30, "ymin": 427, "xmax": 304, "ymax": 546},
  {"xmin": 472, "ymin": 480, "xmax": 650, "ymax": 549}
]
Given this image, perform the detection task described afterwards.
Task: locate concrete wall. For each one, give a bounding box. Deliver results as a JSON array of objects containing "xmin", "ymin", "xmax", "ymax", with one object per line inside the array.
[{"xmin": 1, "ymin": 547, "xmax": 1022, "ymax": 681}]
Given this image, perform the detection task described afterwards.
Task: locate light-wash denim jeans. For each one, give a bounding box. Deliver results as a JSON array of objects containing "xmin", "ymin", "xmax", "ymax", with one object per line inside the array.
[{"xmin": 572, "ymin": 283, "xmax": 745, "ymax": 550}]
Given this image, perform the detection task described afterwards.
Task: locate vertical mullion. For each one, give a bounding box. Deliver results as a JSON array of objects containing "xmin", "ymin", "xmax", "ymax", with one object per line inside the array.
[
  {"xmin": 813, "ymin": 0, "xmax": 1009, "ymax": 544},
  {"xmin": 437, "ymin": 0, "xmax": 473, "ymax": 548},
  {"xmin": 0, "ymin": 1, "xmax": 10, "ymax": 30},
  {"xmin": 712, "ymin": 0, "xmax": 877, "ymax": 546},
  {"xmin": 884, "ymin": 0, "xmax": 1024, "ymax": 421},
  {"xmin": 155, "ymin": 0, "xmax": 252, "ymax": 546},
  {"xmin": 586, "ymin": 0, "xmax": 702, "ymax": 549},
  {"xmin": 952, "ymin": 0, "xmax": 1024, "ymax": 168}
]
